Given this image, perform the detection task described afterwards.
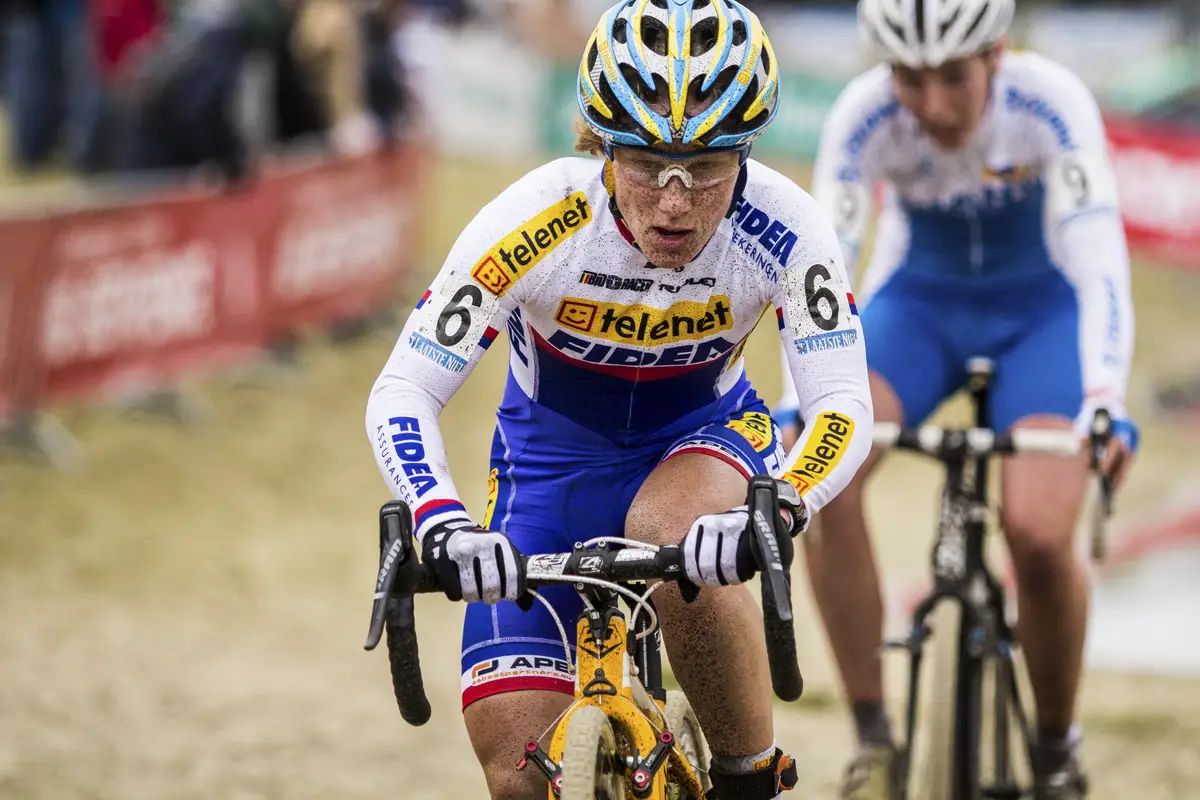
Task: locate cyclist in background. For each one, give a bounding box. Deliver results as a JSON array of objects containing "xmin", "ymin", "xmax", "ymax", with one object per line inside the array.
[
  {"xmin": 367, "ymin": 0, "xmax": 873, "ymax": 797},
  {"xmin": 774, "ymin": 1, "xmax": 1138, "ymax": 798}
]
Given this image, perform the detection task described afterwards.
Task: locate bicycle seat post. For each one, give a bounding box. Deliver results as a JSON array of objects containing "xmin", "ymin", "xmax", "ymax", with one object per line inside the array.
[{"xmin": 965, "ymin": 357, "xmax": 996, "ymax": 430}]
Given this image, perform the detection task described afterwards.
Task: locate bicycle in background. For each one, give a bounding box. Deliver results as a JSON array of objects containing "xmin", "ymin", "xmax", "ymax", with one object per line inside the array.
[{"xmin": 875, "ymin": 358, "xmax": 1115, "ymax": 800}]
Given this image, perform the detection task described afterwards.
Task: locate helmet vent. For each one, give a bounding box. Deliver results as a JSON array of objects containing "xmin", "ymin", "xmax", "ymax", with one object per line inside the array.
[
  {"xmin": 641, "ymin": 16, "xmax": 670, "ymax": 56},
  {"xmin": 962, "ymin": 4, "xmax": 990, "ymax": 42},
  {"xmin": 731, "ymin": 19, "xmax": 747, "ymax": 46},
  {"xmin": 940, "ymin": 4, "xmax": 963, "ymax": 37},
  {"xmin": 691, "ymin": 17, "xmax": 719, "ymax": 55},
  {"xmin": 613, "ymin": 17, "xmax": 628, "ymax": 44}
]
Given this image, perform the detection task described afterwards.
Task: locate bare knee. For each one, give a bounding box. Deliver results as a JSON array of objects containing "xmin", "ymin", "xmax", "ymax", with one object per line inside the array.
[
  {"xmin": 1001, "ymin": 487, "xmax": 1081, "ymax": 589},
  {"xmin": 1001, "ymin": 417, "xmax": 1088, "ymax": 586},
  {"xmin": 625, "ymin": 453, "xmax": 747, "ymax": 548},
  {"xmin": 625, "ymin": 493, "xmax": 698, "ymax": 549},
  {"xmin": 465, "ymin": 691, "xmax": 572, "ymax": 800}
]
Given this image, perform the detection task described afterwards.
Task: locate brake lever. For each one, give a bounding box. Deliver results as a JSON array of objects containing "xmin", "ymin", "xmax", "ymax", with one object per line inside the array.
[
  {"xmin": 1088, "ymin": 410, "xmax": 1114, "ymax": 563},
  {"xmin": 747, "ymin": 475, "xmax": 804, "ymax": 701},
  {"xmin": 1089, "ymin": 409, "xmax": 1114, "ymax": 518},
  {"xmin": 747, "ymin": 477, "xmax": 792, "ymax": 623},
  {"xmin": 364, "ymin": 500, "xmax": 417, "ymax": 650}
]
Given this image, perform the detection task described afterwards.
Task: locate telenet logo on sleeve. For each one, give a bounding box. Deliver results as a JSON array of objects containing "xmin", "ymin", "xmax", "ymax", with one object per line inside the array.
[
  {"xmin": 781, "ymin": 411, "xmax": 856, "ymax": 494},
  {"xmin": 471, "ymin": 192, "xmax": 592, "ymax": 296}
]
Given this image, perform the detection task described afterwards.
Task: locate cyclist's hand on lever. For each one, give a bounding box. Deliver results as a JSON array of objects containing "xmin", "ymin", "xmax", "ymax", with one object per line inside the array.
[
  {"xmin": 1085, "ymin": 405, "xmax": 1139, "ymax": 494},
  {"xmin": 1101, "ymin": 415, "xmax": 1138, "ymax": 492},
  {"xmin": 423, "ymin": 520, "xmax": 531, "ymax": 608},
  {"xmin": 679, "ymin": 479, "xmax": 810, "ymax": 589}
]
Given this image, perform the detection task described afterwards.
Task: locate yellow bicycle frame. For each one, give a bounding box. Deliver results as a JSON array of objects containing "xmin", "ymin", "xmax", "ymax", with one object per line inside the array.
[{"xmin": 545, "ymin": 609, "xmax": 707, "ymax": 799}]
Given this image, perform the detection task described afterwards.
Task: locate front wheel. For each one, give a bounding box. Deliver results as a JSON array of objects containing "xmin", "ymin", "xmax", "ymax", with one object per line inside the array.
[
  {"xmin": 558, "ymin": 705, "xmax": 628, "ymax": 800},
  {"xmin": 665, "ymin": 690, "xmax": 711, "ymax": 796},
  {"xmin": 909, "ymin": 602, "xmax": 961, "ymax": 800}
]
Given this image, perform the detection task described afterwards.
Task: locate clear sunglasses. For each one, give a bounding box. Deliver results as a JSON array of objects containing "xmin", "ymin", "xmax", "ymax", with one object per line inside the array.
[{"xmin": 611, "ymin": 146, "xmax": 746, "ymax": 190}]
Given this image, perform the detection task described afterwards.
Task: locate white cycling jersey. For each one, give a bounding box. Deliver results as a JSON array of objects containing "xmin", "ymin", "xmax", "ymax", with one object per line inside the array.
[
  {"xmin": 368, "ymin": 156, "xmax": 873, "ymax": 542},
  {"xmin": 777, "ymin": 51, "xmax": 1134, "ymax": 428}
]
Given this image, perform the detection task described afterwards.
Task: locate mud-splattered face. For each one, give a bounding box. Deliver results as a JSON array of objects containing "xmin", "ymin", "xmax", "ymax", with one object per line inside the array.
[{"xmin": 611, "ymin": 146, "xmax": 741, "ymax": 269}]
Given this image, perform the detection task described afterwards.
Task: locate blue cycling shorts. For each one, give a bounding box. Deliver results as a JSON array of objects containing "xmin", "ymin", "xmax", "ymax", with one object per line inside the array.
[
  {"xmin": 459, "ymin": 379, "xmax": 785, "ymax": 710},
  {"xmin": 861, "ymin": 270, "xmax": 1084, "ymax": 432}
]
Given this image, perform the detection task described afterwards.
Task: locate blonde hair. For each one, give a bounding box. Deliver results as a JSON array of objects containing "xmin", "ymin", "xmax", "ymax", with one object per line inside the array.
[{"xmin": 573, "ymin": 117, "xmax": 606, "ymax": 158}]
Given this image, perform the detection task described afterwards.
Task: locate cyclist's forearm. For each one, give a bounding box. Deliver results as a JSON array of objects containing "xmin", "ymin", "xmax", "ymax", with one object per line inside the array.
[
  {"xmin": 776, "ymin": 391, "xmax": 873, "ymax": 518},
  {"xmin": 367, "ymin": 377, "xmax": 472, "ymax": 544},
  {"xmin": 773, "ymin": 202, "xmax": 873, "ymax": 515},
  {"xmin": 776, "ymin": 330, "xmax": 874, "ymax": 516},
  {"xmin": 1057, "ymin": 210, "xmax": 1135, "ymax": 420}
]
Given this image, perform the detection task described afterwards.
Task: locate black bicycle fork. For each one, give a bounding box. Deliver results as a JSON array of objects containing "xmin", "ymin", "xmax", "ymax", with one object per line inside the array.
[{"xmin": 886, "ymin": 360, "xmax": 1037, "ymax": 800}]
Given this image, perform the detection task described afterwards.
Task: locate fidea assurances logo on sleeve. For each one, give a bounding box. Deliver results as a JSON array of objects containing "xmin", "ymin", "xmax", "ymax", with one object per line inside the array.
[{"xmin": 471, "ymin": 192, "xmax": 592, "ymax": 296}]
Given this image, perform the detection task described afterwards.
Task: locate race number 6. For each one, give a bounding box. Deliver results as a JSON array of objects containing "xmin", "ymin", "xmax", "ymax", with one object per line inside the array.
[
  {"xmin": 437, "ymin": 284, "xmax": 483, "ymax": 347},
  {"xmin": 804, "ymin": 264, "xmax": 841, "ymax": 332}
]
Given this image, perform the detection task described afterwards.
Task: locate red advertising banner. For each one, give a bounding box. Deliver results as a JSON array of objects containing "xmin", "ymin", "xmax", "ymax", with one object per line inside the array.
[
  {"xmin": 0, "ymin": 218, "xmax": 56, "ymax": 417},
  {"xmin": 29, "ymin": 191, "xmax": 268, "ymax": 402},
  {"xmin": 260, "ymin": 147, "xmax": 424, "ymax": 336},
  {"xmin": 0, "ymin": 145, "xmax": 427, "ymax": 416},
  {"xmin": 1106, "ymin": 116, "xmax": 1200, "ymax": 270}
]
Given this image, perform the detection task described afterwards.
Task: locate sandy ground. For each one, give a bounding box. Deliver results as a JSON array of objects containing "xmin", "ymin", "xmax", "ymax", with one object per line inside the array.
[{"xmin": 1, "ymin": 158, "xmax": 1198, "ymax": 799}]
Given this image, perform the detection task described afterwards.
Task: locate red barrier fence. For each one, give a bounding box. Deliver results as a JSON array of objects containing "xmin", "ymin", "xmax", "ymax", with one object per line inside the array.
[
  {"xmin": 0, "ymin": 145, "xmax": 426, "ymax": 420},
  {"xmin": 1106, "ymin": 115, "xmax": 1200, "ymax": 270}
]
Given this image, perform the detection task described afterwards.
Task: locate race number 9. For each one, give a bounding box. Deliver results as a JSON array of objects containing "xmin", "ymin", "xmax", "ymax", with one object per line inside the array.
[
  {"xmin": 1061, "ymin": 156, "xmax": 1090, "ymax": 209},
  {"xmin": 805, "ymin": 264, "xmax": 841, "ymax": 332},
  {"xmin": 437, "ymin": 284, "xmax": 483, "ymax": 346},
  {"xmin": 1046, "ymin": 150, "xmax": 1118, "ymax": 225},
  {"xmin": 818, "ymin": 181, "xmax": 871, "ymax": 242}
]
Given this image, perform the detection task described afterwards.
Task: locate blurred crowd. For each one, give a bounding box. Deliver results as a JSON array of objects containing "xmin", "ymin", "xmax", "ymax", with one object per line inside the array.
[
  {"xmin": 0, "ymin": 0, "xmax": 478, "ymax": 183},
  {"xmin": 3, "ymin": 0, "xmax": 1195, "ymax": 185}
]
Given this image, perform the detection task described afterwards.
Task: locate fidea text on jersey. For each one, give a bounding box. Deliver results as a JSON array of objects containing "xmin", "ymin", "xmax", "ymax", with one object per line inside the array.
[
  {"xmin": 546, "ymin": 330, "xmax": 738, "ymax": 370},
  {"xmin": 384, "ymin": 416, "xmax": 439, "ymax": 498},
  {"xmin": 728, "ymin": 199, "xmax": 798, "ymax": 283},
  {"xmin": 471, "ymin": 192, "xmax": 592, "ymax": 296}
]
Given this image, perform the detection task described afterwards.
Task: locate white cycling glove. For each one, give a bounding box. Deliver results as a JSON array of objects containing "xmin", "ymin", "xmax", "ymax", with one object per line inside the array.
[
  {"xmin": 422, "ymin": 520, "xmax": 526, "ymax": 604},
  {"xmin": 680, "ymin": 480, "xmax": 809, "ymax": 589},
  {"xmin": 681, "ymin": 508, "xmax": 758, "ymax": 587}
]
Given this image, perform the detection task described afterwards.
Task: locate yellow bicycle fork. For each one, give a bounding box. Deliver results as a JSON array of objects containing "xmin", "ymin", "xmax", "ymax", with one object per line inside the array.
[{"xmin": 519, "ymin": 606, "xmax": 707, "ymax": 799}]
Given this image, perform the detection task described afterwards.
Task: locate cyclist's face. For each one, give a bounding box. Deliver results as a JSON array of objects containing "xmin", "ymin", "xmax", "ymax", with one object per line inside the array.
[
  {"xmin": 891, "ymin": 46, "xmax": 1001, "ymax": 150},
  {"xmin": 612, "ymin": 146, "xmax": 742, "ymax": 268}
]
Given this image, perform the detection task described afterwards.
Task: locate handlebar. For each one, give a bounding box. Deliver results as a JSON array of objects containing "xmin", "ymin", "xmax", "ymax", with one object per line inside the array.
[
  {"xmin": 872, "ymin": 410, "xmax": 1116, "ymax": 562},
  {"xmin": 364, "ymin": 476, "xmax": 804, "ymax": 726},
  {"xmin": 872, "ymin": 422, "xmax": 1084, "ymax": 458}
]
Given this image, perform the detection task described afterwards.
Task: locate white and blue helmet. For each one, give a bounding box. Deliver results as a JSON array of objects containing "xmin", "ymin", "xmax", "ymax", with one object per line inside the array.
[
  {"xmin": 577, "ymin": 0, "xmax": 780, "ymax": 150},
  {"xmin": 858, "ymin": 0, "xmax": 1014, "ymax": 68}
]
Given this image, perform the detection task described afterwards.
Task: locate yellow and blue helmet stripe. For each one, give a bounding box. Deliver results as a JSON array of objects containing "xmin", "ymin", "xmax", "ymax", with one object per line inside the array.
[{"xmin": 578, "ymin": 0, "xmax": 780, "ymax": 150}]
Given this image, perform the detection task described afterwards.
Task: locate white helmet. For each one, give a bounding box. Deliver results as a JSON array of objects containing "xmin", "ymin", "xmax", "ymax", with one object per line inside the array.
[{"xmin": 858, "ymin": 0, "xmax": 1014, "ymax": 69}]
